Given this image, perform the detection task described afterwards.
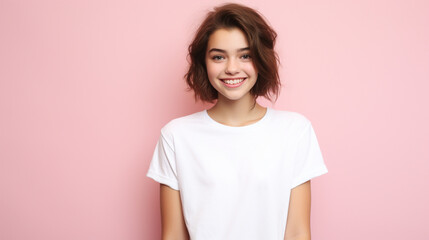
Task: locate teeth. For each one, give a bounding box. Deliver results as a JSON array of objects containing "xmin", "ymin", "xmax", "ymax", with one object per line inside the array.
[{"xmin": 223, "ymin": 78, "xmax": 245, "ymax": 84}]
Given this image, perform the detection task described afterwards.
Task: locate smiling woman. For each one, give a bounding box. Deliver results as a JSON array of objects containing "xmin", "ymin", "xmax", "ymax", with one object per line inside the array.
[
  {"xmin": 146, "ymin": 3, "xmax": 328, "ymax": 240},
  {"xmin": 205, "ymin": 28, "xmax": 258, "ymax": 101},
  {"xmin": 184, "ymin": 3, "xmax": 281, "ymax": 104}
]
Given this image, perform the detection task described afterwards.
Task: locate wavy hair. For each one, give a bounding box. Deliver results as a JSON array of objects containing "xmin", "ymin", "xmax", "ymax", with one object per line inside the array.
[{"xmin": 184, "ymin": 3, "xmax": 281, "ymax": 103}]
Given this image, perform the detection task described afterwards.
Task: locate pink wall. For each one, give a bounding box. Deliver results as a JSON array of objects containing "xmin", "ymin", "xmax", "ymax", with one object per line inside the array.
[{"xmin": 1, "ymin": 0, "xmax": 428, "ymax": 239}]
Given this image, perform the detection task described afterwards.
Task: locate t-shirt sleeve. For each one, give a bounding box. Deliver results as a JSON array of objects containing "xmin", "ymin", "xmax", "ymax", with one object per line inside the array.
[
  {"xmin": 146, "ymin": 131, "xmax": 180, "ymax": 191},
  {"xmin": 290, "ymin": 122, "xmax": 328, "ymax": 189}
]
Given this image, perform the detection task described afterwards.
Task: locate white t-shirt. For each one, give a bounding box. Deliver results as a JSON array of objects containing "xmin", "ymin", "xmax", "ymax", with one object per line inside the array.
[{"xmin": 146, "ymin": 107, "xmax": 328, "ymax": 240}]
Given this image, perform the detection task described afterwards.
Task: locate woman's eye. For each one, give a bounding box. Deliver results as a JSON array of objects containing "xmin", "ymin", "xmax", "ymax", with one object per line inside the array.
[
  {"xmin": 241, "ymin": 54, "xmax": 251, "ymax": 59},
  {"xmin": 212, "ymin": 55, "xmax": 224, "ymax": 60}
]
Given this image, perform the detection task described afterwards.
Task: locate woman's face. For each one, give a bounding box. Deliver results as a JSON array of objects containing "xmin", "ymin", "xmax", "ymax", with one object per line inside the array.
[{"xmin": 205, "ymin": 28, "xmax": 258, "ymax": 102}]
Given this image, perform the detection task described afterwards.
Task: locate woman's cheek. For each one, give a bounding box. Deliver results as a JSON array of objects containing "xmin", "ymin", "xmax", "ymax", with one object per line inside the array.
[{"xmin": 207, "ymin": 62, "xmax": 221, "ymax": 78}]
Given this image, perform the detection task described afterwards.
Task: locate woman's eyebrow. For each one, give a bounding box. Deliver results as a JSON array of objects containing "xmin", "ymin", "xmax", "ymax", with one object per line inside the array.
[{"xmin": 208, "ymin": 47, "xmax": 250, "ymax": 53}]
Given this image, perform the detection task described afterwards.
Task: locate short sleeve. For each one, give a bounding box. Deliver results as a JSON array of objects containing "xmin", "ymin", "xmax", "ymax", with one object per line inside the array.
[
  {"xmin": 146, "ymin": 132, "xmax": 180, "ymax": 190},
  {"xmin": 291, "ymin": 122, "xmax": 328, "ymax": 189}
]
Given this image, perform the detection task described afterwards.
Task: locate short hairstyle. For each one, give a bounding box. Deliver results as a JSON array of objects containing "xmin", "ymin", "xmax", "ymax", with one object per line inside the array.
[{"xmin": 184, "ymin": 3, "xmax": 281, "ymax": 103}]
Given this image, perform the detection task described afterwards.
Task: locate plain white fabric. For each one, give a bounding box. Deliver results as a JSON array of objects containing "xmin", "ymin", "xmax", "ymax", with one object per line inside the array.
[{"xmin": 146, "ymin": 107, "xmax": 328, "ymax": 240}]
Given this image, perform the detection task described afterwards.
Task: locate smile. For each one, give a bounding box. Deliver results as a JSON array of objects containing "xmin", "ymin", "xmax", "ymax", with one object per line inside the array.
[{"xmin": 220, "ymin": 78, "xmax": 246, "ymax": 88}]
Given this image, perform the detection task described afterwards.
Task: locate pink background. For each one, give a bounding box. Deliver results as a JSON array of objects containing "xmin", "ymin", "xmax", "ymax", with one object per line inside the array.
[{"xmin": 1, "ymin": 0, "xmax": 428, "ymax": 239}]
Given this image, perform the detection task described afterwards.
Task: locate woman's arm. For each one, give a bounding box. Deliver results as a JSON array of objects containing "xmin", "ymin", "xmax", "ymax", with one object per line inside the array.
[
  {"xmin": 160, "ymin": 184, "xmax": 189, "ymax": 240},
  {"xmin": 284, "ymin": 180, "xmax": 311, "ymax": 240}
]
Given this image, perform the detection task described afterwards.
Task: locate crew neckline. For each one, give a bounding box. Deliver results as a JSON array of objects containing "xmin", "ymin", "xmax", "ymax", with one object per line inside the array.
[{"xmin": 203, "ymin": 107, "xmax": 271, "ymax": 130}]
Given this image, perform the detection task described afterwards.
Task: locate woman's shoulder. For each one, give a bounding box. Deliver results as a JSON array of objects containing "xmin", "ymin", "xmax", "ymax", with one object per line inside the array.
[
  {"xmin": 268, "ymin": 108, "xmax": 315, "ymax": 139},
  {"xmin": 160, "ymin": 110, "xmax": 206, "ymax": 136},
  {"xmin": 269, "ymin": 108, "xmax": 311, "ymax": 127}
]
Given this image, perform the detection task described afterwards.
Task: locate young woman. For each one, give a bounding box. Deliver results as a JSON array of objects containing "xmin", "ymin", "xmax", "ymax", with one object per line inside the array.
[{"xmin": 147, "ymin": 3, "xmax": 328, "ymax": 240}]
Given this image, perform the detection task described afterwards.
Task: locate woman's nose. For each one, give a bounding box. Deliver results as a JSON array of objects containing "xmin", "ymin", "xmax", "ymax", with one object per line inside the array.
[{"xmin": 225, "ymin": 59, "xmax": 239, "ymax": 74}]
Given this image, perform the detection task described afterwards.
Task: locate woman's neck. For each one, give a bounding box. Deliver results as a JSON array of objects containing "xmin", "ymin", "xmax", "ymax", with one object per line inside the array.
[{"xmin": 207, "ymin": 93, "xmax": 267, "ymax": 127}]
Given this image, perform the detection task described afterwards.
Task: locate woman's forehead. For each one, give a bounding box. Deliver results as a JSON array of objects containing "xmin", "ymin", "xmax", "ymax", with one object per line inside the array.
[{"xmin": 207, "ymin": 28, "xmax": 249, "ymax": 52}]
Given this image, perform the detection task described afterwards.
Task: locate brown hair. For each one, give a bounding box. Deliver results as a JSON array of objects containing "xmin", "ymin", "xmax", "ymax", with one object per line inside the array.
[{"xmin": 184, "ymin": 3, "xmax": 281, "ymax": 103}]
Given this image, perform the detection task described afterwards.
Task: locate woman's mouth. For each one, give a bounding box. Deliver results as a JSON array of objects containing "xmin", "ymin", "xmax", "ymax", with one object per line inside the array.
[{"xmin": 220, "ymin": 78, "xmax": 246, "ymax": 88}]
